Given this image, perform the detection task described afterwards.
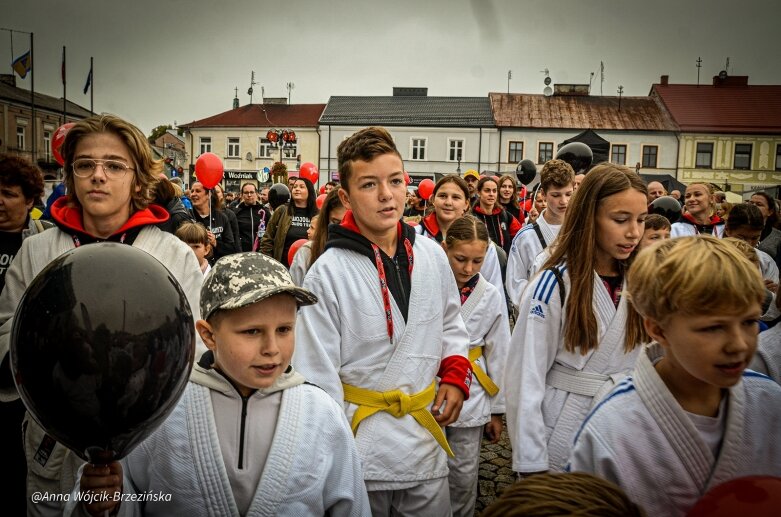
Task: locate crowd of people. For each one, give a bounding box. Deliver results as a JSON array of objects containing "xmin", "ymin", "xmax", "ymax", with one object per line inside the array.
[{"xmin": 0, "ymin": 114, "xmax": 780, "ymax": 516}]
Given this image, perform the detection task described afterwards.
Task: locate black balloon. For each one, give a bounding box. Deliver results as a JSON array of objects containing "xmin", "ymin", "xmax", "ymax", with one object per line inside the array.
[
  {"xmin": 268, "ymin": 183, "xmax": 291, "ymax": 209},
  {"xmin": 649, "ymin": 195, "xmax": 683, "ymax": 224},
  {"xmin": 11, "ymin": 243, "xmax": 195, "ymax": 464},
  {"xmin": 556, "ymin": 142, "xmax": 594, "ymax": 173},
  {"xmin": 516, "ymin": 159, "xmax": 537, "ymax": 185}
]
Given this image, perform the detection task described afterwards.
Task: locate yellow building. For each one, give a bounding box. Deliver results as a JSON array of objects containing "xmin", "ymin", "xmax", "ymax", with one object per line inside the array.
[{"xmin": 652, "ymin": 74, "xmax": 781, "ymax": 198}]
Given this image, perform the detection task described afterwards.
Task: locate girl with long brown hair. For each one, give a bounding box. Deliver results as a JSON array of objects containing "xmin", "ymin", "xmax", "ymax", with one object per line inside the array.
[
  {"xmin": 505, "ymin": 163, "xmax": 649, "ymax": 475},
  {"xmin": 289, "ymin": 189, "xmax": 347, "ymax": 285}
]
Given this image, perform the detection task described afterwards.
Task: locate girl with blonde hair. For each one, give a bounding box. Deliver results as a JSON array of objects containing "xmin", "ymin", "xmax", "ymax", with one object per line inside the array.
[{"xmin": 671, "ymin": 182, "xmax": 725, "ymax": 237}]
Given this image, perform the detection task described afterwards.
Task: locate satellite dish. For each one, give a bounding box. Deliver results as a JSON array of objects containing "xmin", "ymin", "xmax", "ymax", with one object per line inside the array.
[
  {"xmin": 543, "ymin": 86, "xmax": 553, "ymax": 97},
  {"xmin": 718, "ymin": 70, "xmax": 728, "ymax": 80},
  {"xmin": 544, "ymin": 76, "xmax": 552, "ymax": 86}
]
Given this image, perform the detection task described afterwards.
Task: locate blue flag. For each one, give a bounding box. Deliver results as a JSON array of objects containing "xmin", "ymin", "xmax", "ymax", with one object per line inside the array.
[{"xmin": 12, "ymin": 51, "xmax": 32, "ymax": 79}]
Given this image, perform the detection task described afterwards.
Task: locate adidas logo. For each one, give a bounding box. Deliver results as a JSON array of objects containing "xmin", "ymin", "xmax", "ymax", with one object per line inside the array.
[{"xmin": 530, "ymin": 304, "xmax": 545, "ymax": 318}]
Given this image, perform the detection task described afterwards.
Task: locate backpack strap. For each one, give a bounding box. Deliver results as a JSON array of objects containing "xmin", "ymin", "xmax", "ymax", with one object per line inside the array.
[
  {"xmin": 546, "ymin": 265, "xmax": 566, "ymax": 305},
  {"xmin": 532, "ymin": 222, "xmax": 547, "ymax": 249}
]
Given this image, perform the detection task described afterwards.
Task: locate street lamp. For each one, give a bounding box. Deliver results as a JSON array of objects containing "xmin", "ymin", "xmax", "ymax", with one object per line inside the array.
[{"xmin": 266, "ymin": 129, "xmax": 297, "ymax": 163}]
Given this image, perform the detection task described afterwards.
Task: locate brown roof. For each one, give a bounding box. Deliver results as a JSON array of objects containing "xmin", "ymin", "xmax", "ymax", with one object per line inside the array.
[
  {"xmin": 651, "ymin": 79, "xmax": 781, "ymax": 134},
  {"xmin": 489, "ymin": 92, "xmax": 678, "ymax": 131},
  {"xmin": 181, "ymin": 103, "xmax": 326, "ymax": 129}
]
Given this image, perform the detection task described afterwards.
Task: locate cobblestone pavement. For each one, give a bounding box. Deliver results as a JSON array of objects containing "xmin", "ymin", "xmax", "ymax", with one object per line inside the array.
[{"xmin": 474, "ymin": 416, "xmax": 514, "ymax": 515}]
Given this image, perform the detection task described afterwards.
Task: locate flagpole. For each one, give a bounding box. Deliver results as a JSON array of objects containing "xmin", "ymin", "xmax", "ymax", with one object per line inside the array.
[
  {"xmin": 62, "ymin": 46, "xmax": 66, "ymax": 126},
  {"xmin": 8, "ymin": 31, "xmax": 12, "ymax": 75},
  {"xmin": 30, "ymin": 32, "xmax": 36, "ymax": 163},
  {"xmin": 90, "ymin": 57, "xmax": 93, "ymax": 115}
]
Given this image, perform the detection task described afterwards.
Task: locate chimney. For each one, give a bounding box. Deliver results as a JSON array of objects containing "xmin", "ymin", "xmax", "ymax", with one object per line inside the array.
[
  {"xmin": 713, "ymin": 75, "xmax": 749, "ymax": 87},
  {"xmin": 660, "ymin": 75, "xmax": 669, "ymax": 86},
  {"xmin": 0, "ymin": 74, "xmax": 16, "ymax": 87},
  {"xmin": 393, "ymin": 87, "xmax": 428, "ymax": 97},
  {"xmin": 553, "ymin": 84, "xmax": 590, "ymax": 96}
]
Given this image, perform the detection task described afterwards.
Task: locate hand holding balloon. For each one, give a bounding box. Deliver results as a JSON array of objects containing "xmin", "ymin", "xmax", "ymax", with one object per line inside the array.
[{"xmin": 80, "ymin": 462, "xmax": 122, "ymax": 516}]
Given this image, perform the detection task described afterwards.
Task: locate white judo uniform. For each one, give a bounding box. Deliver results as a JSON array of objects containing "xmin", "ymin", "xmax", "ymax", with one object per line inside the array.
[
  {"xmin": 414, "ymin": 222, "xmax": 505, "ymax": 302},
  {"xmin": 569, "ymin": 344, "xmax": 781, "ymax": 516},
  {"xmin": 288, "ymin": 240, "xmax": 312, "ymax": 286},
  {"xmin": 504, "ymin": 263, "xmax": 641, "ymax": 473},
  {"xmin": 670, "ymin": 219, "xmax": 725, "ymax": 238},
  {"xmin": 65, "ymin": 362, "xmax": 370, "ymax": 516},
  {"xmin": 0, "ymin": 224, "xmax": 204, "ymax": 517},
  {"xmin": 505, "ymin": 212, "xmax": 560, "ymax": 308},
  {"xmin": 750, "ymin": 323, "xmax": 781, "ymax": 383},
  {"xmin": 447, "ymin": 274, "xmax": 510, "ymax": 517},
  {"xmin": 294, "ymin": 236, "xmax": 470, "ymax": 491}
]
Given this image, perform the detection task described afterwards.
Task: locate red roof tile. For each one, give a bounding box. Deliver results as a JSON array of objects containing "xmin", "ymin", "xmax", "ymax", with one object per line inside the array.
[
  {"xmin": 651, "ymin": 80, "xmax": 781, "ymax": 134},
  {"xmin": 489, "ymin": 92, "xmax": 677, "ymax": 131},
  {"xmin": 181, "ymin": 103, "xmax": 326, "ymax": 129}
]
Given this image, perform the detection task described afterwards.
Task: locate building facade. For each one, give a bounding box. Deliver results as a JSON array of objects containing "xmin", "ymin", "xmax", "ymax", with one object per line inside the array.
[
  {"xmin": 318, "ymin": 88, "xmax": 497, "ymax": 185},
  {"xmin": 0, "ymin": 74, "xmax": 91, "ymax": 181},
  {"xmin": 652, "ymin": 74, "xmax": 781, "ymax": 197},
  {"xmin": 490, "ymin": 87, "xmax": 679, "ymax": 183},
  {"xmin": 180, "ymin": 99, "xmax": 325, "ymax": 192}
]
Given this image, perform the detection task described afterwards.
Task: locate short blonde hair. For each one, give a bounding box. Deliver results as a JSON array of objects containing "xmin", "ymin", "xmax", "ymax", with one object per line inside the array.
[
  {"xmin": 627, "ymin": 236, "xmax": 764, "ymax": 323},
  {"xmin": 722, "ymin": 237, "xmax": 761, "ymax": 268}
]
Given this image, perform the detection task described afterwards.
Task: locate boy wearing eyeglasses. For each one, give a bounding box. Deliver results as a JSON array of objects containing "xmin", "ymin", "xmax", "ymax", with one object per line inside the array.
[{"xmin": 0, "ymin": 114, "xmax": 204, "ymax": 516}]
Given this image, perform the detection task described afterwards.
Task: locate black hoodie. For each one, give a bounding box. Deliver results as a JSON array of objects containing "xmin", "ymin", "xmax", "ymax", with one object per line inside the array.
[{"xmin": 326, "ymin": 215, "xmax": 416, "ymax": 323}]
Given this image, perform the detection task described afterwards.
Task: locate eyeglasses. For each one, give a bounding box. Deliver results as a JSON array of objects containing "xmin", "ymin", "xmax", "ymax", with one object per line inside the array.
[
  {"xmin": 242, "ymin": 190, "xmax": 257, "ymax": 196},
  {"xmin": 72, "ymin": 159, "xmax": 135, "ymax": 179}
]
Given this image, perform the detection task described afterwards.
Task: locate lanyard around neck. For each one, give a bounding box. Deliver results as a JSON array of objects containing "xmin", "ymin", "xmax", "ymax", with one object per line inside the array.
[{"xmin": 370, "ymin": 238, "xmax": 414, "ymax": 343}]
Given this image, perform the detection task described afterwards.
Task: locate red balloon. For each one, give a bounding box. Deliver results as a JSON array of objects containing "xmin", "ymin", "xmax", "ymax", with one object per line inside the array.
[
  {"xmin": 288, "ymin": 238, "xmax": 308, "ymax": 266},
  {"xmin": 404, "ymin": 171, "xmax": 411, "ymax": 185},
  {"xmin": 687, "ymin": 476, "xmax": 781, "ymax": 517},
  {"xmin": 195, "ymin": 152, "xmax": 224, "ymax": 189},
  {"xmin": 316, "ymin": 193, "xmax": 327, "ymax": 210},
  {"xmin": 523, "ymin": 199, "xmax": 533, "ymax": 212},
  {"xmin": 492, "ymin": 175, "xmax": 500, "ymax": 182},
  {"xmin": 418, "ymin": 178, "xmax": 435, "ymax": 201},
  {"xmin": 299, "ymin": 162, "xmax": 319, "ymax": 184},
  {"xmin": 319, "ymin": 185, "xmax": 326, "ymax": 195},
  {"xmin": 52, "ymin": 122, "xmax": 75, "ymax": 166}
]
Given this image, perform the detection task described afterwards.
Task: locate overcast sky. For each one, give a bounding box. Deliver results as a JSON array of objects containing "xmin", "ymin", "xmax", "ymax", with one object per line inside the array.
[{"xmin": 3, "ymin": 0, "xmax": 779, "ymax": 135}]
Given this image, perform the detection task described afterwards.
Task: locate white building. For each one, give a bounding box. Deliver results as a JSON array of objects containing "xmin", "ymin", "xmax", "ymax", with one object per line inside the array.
[{"xmin": 318, "ymin": 88, "xmax": 497, "ymax": 184}]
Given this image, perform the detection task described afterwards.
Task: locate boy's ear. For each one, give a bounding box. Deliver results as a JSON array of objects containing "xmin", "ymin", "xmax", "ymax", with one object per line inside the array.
[
  {"xmin": 196, "ymin": 320, "xmax": 217, "ymax": 351},
  {"xmin": 643, "ymin": 317, "xmax": 669, "ymax": 347},
  {"xmin": 337, "ymin": 187, "xmax": 352, "ymax": 212}
]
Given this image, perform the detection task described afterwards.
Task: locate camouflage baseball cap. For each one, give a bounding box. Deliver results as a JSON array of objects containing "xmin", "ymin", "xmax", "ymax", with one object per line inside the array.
[{"xmin": 201, "ymin": 252, "xmax": 317, "ymax": 320}]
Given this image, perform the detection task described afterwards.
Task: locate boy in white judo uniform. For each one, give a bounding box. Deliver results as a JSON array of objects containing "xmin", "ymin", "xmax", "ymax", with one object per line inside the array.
[
  {"xmin": 569, "ymin": 236, "xmax": 781, "ymax": 516},
  {"xmin": 74, "ymin": 253, "xmax": 370, "ymax": 516},
  {"xmin": 294, "ymin": 127, "xmax": 472, "ymax": 516},
  {"xmin": 505, "ymin": 159, "xmax": 574, "ymax": 308}
]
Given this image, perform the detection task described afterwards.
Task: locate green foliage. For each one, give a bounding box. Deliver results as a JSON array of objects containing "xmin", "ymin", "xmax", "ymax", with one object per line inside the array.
[{"xmin": 148, "ymin": 124, "xmax": 172, "ymax": 143}]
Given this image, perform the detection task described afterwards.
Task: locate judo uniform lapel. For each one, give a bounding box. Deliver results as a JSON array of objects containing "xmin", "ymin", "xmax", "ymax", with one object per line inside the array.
[
  {"xmin": 546, "ymin": 274, "xmax": 635, "ymax": 470},
  {"xmin": 634, "ymin": 346, "xmax": 745, "ymax": 496}
]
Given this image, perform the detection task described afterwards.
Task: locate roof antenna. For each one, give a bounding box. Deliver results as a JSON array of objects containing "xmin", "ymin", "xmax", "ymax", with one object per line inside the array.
[
  {"xmin": 617, "ymin": 85, "xmax": 623, "ymax": 111},
  {"xmin": 696, "ymin": 57, "xmax": 702, "ymax": 86},
  {"xmin": 247, "ymin": 71, "xmax": 257, "ymax": 104}
]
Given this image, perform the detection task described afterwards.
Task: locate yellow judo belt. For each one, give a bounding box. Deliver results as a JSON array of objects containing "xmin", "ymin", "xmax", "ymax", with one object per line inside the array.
[
  {"xmin": 342, "ymin": 381, "xmax": 454, "ymax": 457},
  {"xmin": 469, "ymin": 346, "xmax": 500, "ymax": 397}
]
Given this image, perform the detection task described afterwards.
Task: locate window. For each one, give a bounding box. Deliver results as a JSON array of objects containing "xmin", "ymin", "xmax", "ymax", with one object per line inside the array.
[
  {"xmin": 776, "ymin": 144, "xmax": 781, "ymax": 171},
  {"xmin": 283, "ymin": 143, "xmax": 298, "ymax": 159},
  {"xmin": 695, "ymin": 143, "xmax": 713, "ymax": 168},
  {"xmin": 734, "ymin": 143, "xmax": 752, "ymax": 170},
  {"xmin": 641, "ymin": 145, "xmax": 658, "ymax": 168},
  {"xmin": 259, "ymin": 138, "xmax": 274, "ymax": 158},
  {"xmin": 537, "ymin": 142, "xmax": 553, "ymax": 164},
  {"xmin": 227, "ymin": 137, "xmax": 240, "ymax": 158},
  {"xmin": 610, "ymin": 144, "xmax": 627, "ymax": 165},
  {"xmin": 43, "ymin": 131, "xmax": 52, "ymax": 160},
  {"xmin": 448, "ymin": 139, "xmax": 464, "ymax": 162},
  {"xmin": 199, "ymin": 137, "xmax": 212, "ymax": 155},
  {"xmin": 16, "ymin": 126, "xmax": 26, "ymax": 150},
  {"xmin": 411, "ymin": 138, "xmax": 427, "ymax": 160},
  {"xmin": 508, "ymin": 141, "xmax": 523, "ymax": 163}
]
